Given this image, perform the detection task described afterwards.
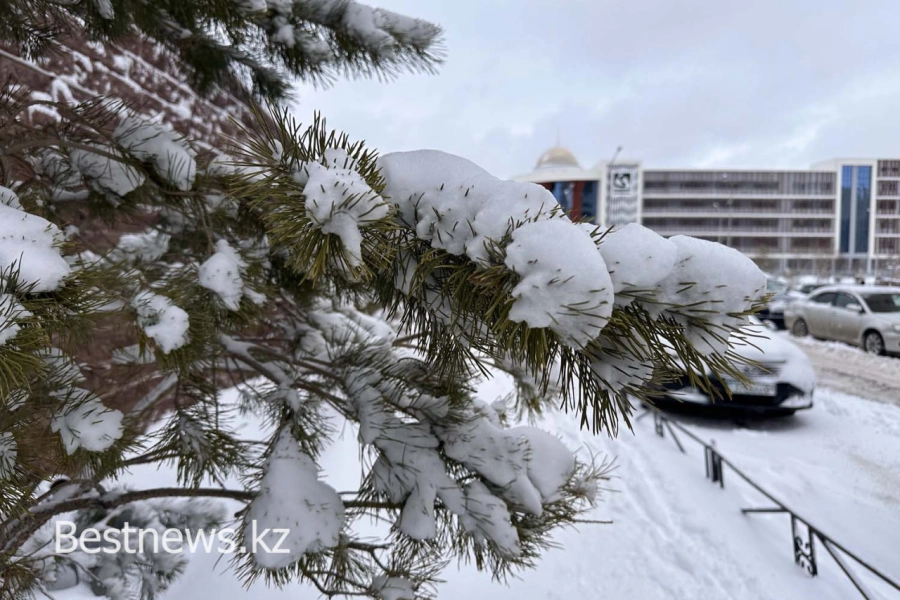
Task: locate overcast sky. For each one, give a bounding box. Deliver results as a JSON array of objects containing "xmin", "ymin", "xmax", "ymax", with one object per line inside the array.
[{"xmin": 290, "ymin": 0, "xmax": 900, "ymax": 179}]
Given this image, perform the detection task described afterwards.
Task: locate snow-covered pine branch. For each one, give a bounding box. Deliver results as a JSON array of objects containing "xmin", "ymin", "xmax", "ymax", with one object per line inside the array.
[
  {"xmin": 3, "ymin": 0, "xmax": 444, "ymax": 102},
  {"xmin": 0, "ymin": 3, "xmax": 769, "ymax": 598}
]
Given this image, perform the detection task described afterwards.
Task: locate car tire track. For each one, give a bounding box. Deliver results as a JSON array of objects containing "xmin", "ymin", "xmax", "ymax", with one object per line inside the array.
[{"xmin": 783, "ymin": 335, "xmax": 900, "ymax": 405}]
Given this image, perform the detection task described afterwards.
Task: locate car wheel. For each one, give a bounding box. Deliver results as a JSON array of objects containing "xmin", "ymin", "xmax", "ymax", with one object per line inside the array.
[
  {"xmin": 864, "ymin": 331, "xmax": 885, "ymax": 356},
  {"xmin": 791, "ymin": 319, "xmax": 809, "ymax": 337}
]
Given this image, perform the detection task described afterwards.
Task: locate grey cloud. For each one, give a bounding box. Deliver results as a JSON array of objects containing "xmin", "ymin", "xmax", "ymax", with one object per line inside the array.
[{"xmin": 291, "ymin": 0, "xmax": 900, "ymax": 178}]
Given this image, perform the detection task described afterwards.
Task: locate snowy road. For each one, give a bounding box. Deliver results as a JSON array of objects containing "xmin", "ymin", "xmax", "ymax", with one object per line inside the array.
[{"xmin": 785, "ymin": 333, "xmax": 900, "ymax": 404}]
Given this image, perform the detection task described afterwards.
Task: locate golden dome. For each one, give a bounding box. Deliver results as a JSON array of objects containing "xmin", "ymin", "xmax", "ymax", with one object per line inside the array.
[{"xmin": 535, "ymin": 146, "xmax": 580, "ymax": 170}]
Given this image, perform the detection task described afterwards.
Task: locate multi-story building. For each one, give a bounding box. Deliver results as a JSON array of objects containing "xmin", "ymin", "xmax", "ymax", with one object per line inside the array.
[{"xmin": 514, "ymin": 148, "xmax": 900, "ymax": 278}]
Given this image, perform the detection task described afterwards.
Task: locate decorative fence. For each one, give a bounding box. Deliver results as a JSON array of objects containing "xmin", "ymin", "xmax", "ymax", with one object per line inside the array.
[{"xmin": 637, "ymin": 406, "xmax": 900, "ymax": 599}]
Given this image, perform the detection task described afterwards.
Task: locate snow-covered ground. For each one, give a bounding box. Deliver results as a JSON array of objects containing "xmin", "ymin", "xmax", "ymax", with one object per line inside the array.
[
  {"xmin": 784, "ymin": 332, "xmax": 900, "ymax": 404},
  {"xmin": 57, "ymin": 353, "xmax": 900, "ymax": 600}
]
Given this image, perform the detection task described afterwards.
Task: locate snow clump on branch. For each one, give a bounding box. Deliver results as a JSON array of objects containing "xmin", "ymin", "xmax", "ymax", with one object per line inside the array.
[
  {"xmin": 199, "ymin": 240, "xmax": 247, "ymax": 310},
  {"xmin": 301, "ymin": 148, "xmax": 390, "ymax": 268},
  {"xmin": 114, "ymin": 116, "xmax": 197, "ymax": 191},
  {"xmin": 0, "ymin": 197, "xmax": 71, "ymax": 292},
  {"xmin": 375, "ymin": 150, "xmax": 766, "ymax": 355},
  {"xmin": 244, "ymin": 429, "xmax": 345, "ymax": 568},
  {"xmin": 132, "ymin": 291, "xmax": 190, "ymax": 353},
  {"xmin": 51, "ymin": 398, "xmax": 124, "ymax": 454}
]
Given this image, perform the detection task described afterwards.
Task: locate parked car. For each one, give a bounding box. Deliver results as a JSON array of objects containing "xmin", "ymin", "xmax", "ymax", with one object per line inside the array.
[
  {"xmin": 648, "ymin": 316, "xmax": 815, "ymax": 417},
  {"xmin": 796, "ymin": 282, "xmax": 826, "ymax": 295},
  {"xmin": 758, "ymin": 276, "xmax": 804, "ymax": 329},
  {"xmin": 784, "ymin": 285, "xmax": 900, "ymax": 355}
]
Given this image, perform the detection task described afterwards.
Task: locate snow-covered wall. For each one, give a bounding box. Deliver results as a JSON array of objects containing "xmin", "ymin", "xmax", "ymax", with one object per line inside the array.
[{"xmin": 0, "ymin": 35, "xmax": 254, "ymax": 151}]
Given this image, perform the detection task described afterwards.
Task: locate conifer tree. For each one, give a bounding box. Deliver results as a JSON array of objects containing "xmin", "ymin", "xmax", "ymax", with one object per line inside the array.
[{"xmin": 0, "ymin": 1, "xmax": 768, "ymax": 598}]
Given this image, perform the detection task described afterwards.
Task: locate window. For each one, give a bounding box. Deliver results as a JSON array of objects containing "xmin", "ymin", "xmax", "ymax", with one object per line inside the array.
[
  {"xmin": 861, "ymin": 293, "xmax": 900, "ymax": 313},
  {"xmin": 811, "ymin": 292, "xmax": 836, "ymax": 304},
  {"xmin": 839, "ymin": 165, "xmax": 873, "ymax": 254},
  {"xmin": 878, "ymin": 181, "xmax": 900, "ymax": 196},
  {"xmin": 840, "ymin": 166, "xmax": 852, "ymax": 253},
  {"xmin": 581, "ymin": 181, "xmax": 598, "ymax": 221},
  {"xmin": 856, "ymin": 166, "xmax": 872, "ymax": 253},
  {"xmin": 833, "ymin": 293, "xmax": 858, "ymax": 309},
  {"xmin": 551, "ymin": 182, "xmax": 573, "ymax": 211},
  {"xmin": 878, "ymin": 160, "xmax": 900, "ymax": 177}
]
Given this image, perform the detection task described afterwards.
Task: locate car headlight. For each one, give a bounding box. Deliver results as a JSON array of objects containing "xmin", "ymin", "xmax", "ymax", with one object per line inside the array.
[{"xmin": 893, "ymin": 324, "xmax": 900, "ymax": 333}]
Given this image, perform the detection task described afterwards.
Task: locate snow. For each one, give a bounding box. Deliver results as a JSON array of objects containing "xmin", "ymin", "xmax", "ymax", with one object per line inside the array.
[
  {"xmin": 783, "ymin": 332, "xmax": 900, "ymax": 402},
  {"xmin": 50, "ymin": 398, "xmax": 124, "ymax": 454},
  {"xmin": 132, "ymin": 291, "xmax": 190, "ymax": 353},
  {"xmin": 114, "ymin": 229, "xmax": 170, "ymax": 263},
  {"xmin": 437, "ymin": 415, "xmax": 543, "ymax": 516},
  {"xmin": 377, "ymin": 150, "xmax": 555, "ymax": 265},
  {"xmin": 435, "ymin": 413, "xmax": 575, "ymax": 517},
  {"xmin": 199, "ymin": 240, "xmax": 246, "ymax": 310},
  {"xmin": 48, "ymin": 363, "xmax": 900, "ymax": 600},
  {"xmin": 679, "ymin": 388, "xmax": 900, "ymax": 586},
  {"xmin": 505, "ymin": 219, "xmax": 613, "ymax": 348},
  {"xmin": 363, "ymin": 410, "xmax": 465, "ymax": 541},
  {"xmin": 302, "ymin": 149, "xmax": 390, "ymax": 267},
  {"xmin": 731, "ymin": 320, "xmax": 817, "ymax": 393},
  {"xmin": 508, "ymin": 426, "xmax": 575, "ymax": 504},
  {"xmin": 460, "ymin": 480, "xmax": 521, "ymax": 557},
  {"xmin": 273, "ymin": 22, "xmax": 296, "ymax": 47},
  {"xmin": 236, "ymin": 0, "xmax": 267, "ymax": 12},
  {"xmin": 342, "ymin": 3, "xmax": 395, "ymax": 51},
  {"xmin": 340, "ymin": 2, "xmax": 437, "ymax": 50},
  {"xmin": 0, "ymin": 432, "xmax": 16, "ymax": 478},
  {"xmin": 371, "ymin": 576, "xmax": 415, "ymax": 600},
  {"xmin": 378, "ymin": 150, "xmax": 766, "ymax": 355},
  {"xmin": 0, "ymin": 293, "xmax": 31, "ymax": 346},
  {"xmin": 92, "ymin": 0, "xmax": 114, "ymax": 19},
  {"xmin": 114, "ymin": 116, "xmax": 197, "ymax": 191},
  {"xmin": 0, "ymin": 203, "xmax": 71, "ymax": 292},
  {"xmin": 243, "ymin": 429, "xmax": 344, "ymax": 568},
  {"xmin": 0, "ymin": 185, "xmax": 22, "ymax": 209},
  {"xmin": 70, "ymin": 145, "xmax": 146, "ymax": 196},
  {"xmin": 596, "ymin": 222, "xmax": 677, "ymax": 300},
  {"xmin": 653, "ymin": 236, "xmax": 767, "ymax": 354}
]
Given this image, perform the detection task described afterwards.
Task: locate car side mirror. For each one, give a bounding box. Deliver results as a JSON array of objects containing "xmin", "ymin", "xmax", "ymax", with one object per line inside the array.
[{"xmin": 846, "ymin": 302, "xmax": 863, "ymax": 313}]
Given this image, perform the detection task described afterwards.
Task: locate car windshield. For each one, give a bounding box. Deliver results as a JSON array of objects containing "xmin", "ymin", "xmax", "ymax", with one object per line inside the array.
[
  {"xmin": 766, "ymin": 278, "xmax": 787, "ymax": 293},
  {"xmin": 862, "ymin": 293, "xmax": 900, "ymax": 313}
]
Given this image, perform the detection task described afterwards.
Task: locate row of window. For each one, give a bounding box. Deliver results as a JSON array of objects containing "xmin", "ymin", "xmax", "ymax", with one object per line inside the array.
[
  {"xmin": 683, "ymin": 236, "xmax": 833, "ymax": 253},
  {"xmin": 643, "ymin": 171, "xmax": 836, "ymax": 195},
  {"xmin": 876, "ymin": 238, "xmax": 900, "ymax": 254},
  {"xmin": 877, "ymin": 221, "xmax": 900, "ymax": 234},
  {"xmin": 878, "ymin": 180, "xmax": 900, "ymax": 196},
  {"xmin": 642, "ymin": 217, "xmax": 833, "ymax": 232},
  {"xmin": 878, "ymin": 160, "xmax": 900, "ymax": 177},
  {"xmin": 877, "ymin": 199, "xmax": 900, "ymax": 215},
  {"xmin": 642, "ymin": 198, "xmax": 835, "ymax": 213}
]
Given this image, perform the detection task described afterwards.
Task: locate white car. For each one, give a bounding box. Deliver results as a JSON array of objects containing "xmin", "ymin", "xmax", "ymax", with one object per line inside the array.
[
  {"xmin": 650, "ymin": 317, "xmax": 816, "ymax": 417},
  {"xmin": 784, "ymin": 285, "xmax": 900, "ymax": 355}
]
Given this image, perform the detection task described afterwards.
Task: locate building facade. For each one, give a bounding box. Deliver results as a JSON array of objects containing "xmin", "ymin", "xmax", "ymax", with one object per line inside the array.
[{"xmin": 514, "ymin": 149, "xmax": 900, "ymax": 278}]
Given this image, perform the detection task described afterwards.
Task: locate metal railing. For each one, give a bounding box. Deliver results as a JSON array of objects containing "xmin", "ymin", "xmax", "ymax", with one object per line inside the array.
[{"xmin": 637, "ymin": 406, "xmax": 900, "ymax": 599}]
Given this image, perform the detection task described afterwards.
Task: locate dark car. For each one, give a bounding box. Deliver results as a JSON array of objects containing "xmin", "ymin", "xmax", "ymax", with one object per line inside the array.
[
  {"xmin": 757, "ymin": 277, "xmax": 804, "ymax": 330},
  {"xmin": 648, "ymin": 317, "xmax": 815, "ymax": 417}
]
